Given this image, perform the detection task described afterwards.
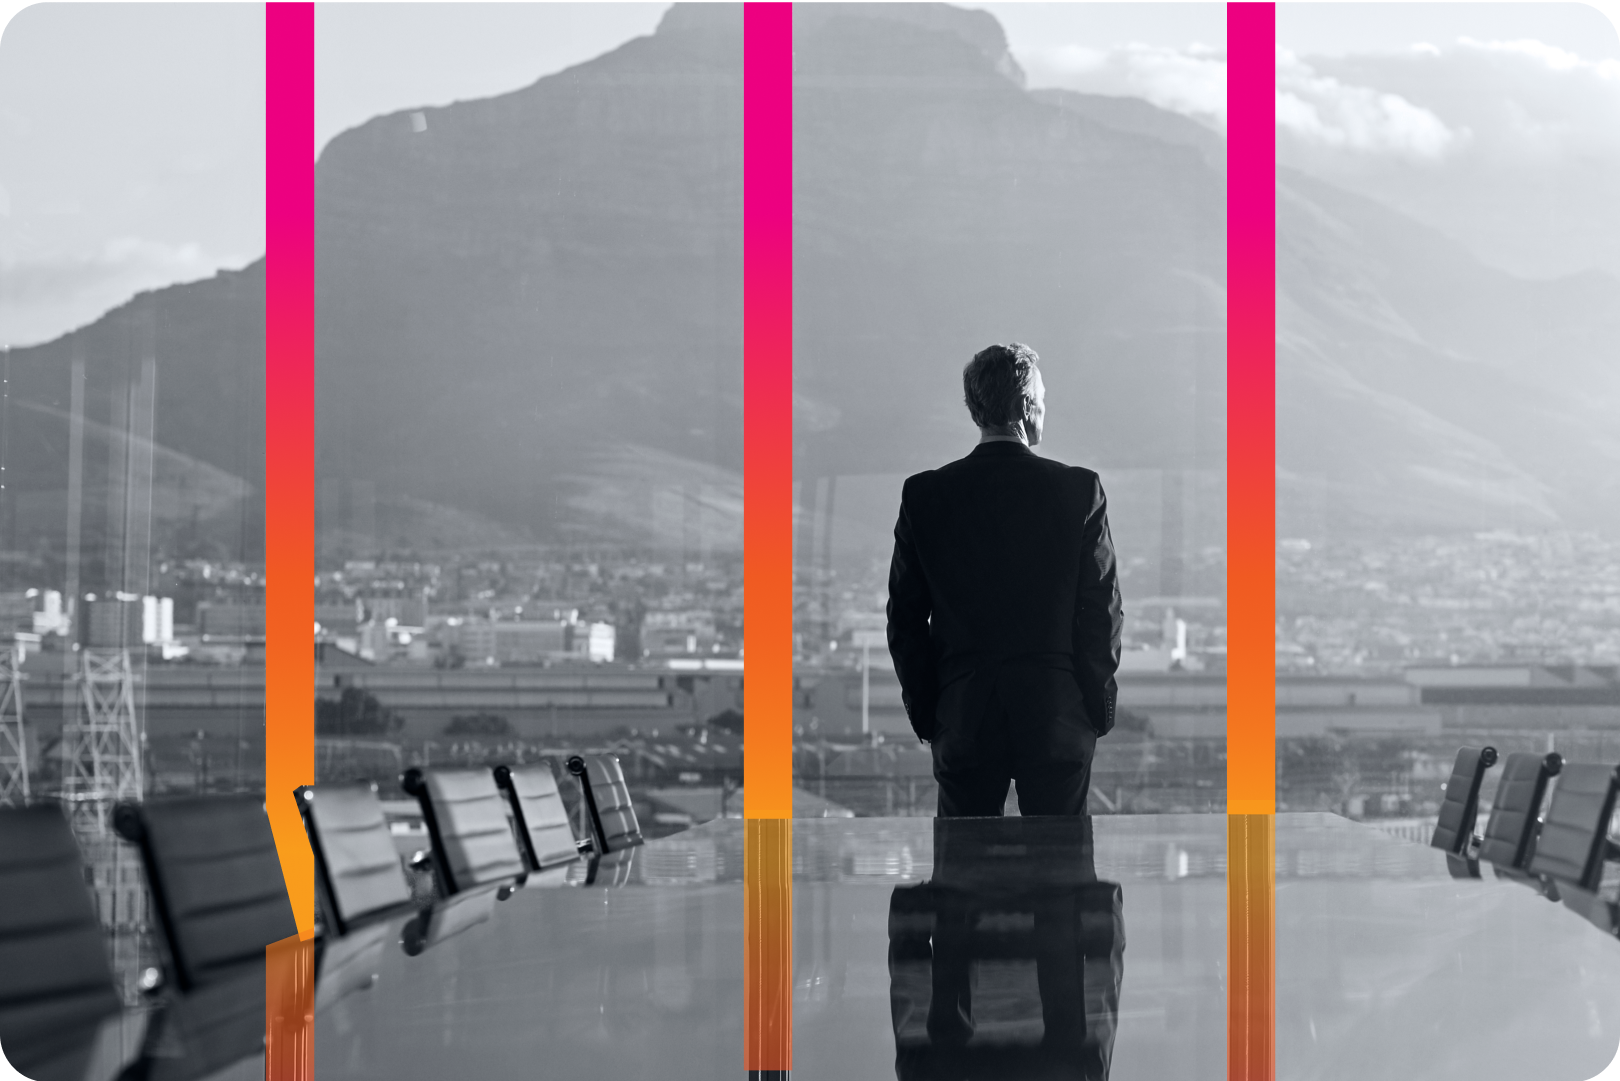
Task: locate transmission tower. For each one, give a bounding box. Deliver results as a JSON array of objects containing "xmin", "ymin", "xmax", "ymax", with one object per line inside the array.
[
  {"xmin": 0, "ymin": 644, "xmax": 27, "ymax": 805},
  {"xmin": 60, "ymin": 648, "xmax": 144, "ymax": 834}
]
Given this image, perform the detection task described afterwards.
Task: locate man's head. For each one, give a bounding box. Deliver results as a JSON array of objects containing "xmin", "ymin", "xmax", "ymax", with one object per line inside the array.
[{"xmin": 963, "ymin": 342, "xmax": 1045, "ymax": 446}]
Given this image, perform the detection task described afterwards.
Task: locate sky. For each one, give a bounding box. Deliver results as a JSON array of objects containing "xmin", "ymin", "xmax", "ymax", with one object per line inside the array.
[
  {"xmin": 0, "ymin": 3, "xmax": 263, "ymax": 348},
  {"xmin": 984, "ymin": 2, "xmax": 1620, "ymax": 129},
  {"xmin": 314, "ymin": 3, "xmax": 668, "ymax": 157},
  {"xmin": 3, "ymin": 2, "xmax": 1618, "ymax": 348}
]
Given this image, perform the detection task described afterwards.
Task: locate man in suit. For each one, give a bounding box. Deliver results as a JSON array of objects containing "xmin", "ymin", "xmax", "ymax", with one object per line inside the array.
[{"xmin": 886, "ymin": 343, "xmax": 1123, "ymax": 817}]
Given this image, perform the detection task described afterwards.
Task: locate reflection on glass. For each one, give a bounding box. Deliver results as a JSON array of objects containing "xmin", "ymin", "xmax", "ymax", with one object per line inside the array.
[
  {"xmin": 0, "ymin": 12, "xmax": 266, "ymax": 1065},
  {"xmin": 311, "ymin": 2, "xmax": 743, "ymax": 844},
  {"xmin": 889, "ymin": 817, "xmax": 1124, "ymax": 1080},
  {"xmin": 791, "ymin": 4, "xmax": 1226, "ymax": 816}
]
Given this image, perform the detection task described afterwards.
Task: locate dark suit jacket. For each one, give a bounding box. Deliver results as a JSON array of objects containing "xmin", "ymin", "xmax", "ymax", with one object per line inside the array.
[{"xmin": 885, "ymin": 441, "xmax": 1123, "ymax": 744}]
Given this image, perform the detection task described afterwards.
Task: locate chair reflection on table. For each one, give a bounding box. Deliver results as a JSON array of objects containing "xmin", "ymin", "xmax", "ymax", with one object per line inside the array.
[
  {"xmin": 118, "ymin": 964, "xmax": 265, "ymax": 1081},
  {"xmin": 888, "ymin": 817, "xmax": 1125, "ymax": 1081}
]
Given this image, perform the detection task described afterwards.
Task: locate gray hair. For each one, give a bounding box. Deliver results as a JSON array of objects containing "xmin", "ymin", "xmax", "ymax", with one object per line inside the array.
[{"xmin": 963, "ymin": 343, "xmax": 1039, "ymax": 433}]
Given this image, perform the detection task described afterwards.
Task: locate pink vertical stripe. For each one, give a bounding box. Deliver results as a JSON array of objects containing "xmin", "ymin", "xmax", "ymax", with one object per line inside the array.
[
  {"xmin": 265, "ymin": 0, "xmax": 315, "ymax": 935},
  {"xmin": 1225, "ymin": 1, "xmax": 1276, "ymax": 815},
  {"xmin": 743, "ymin": 0, "xmax": 794, "ymax": 821}
]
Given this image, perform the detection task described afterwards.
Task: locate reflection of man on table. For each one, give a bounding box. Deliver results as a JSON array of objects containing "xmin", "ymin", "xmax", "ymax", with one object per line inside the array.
[
  {"xmin": 887, "ymin": 343, "xmax": 1124, "ymax": 816},
  {"xmin": 889, "ymin": 816, "xmax": 1126, "ymax": 1080}
]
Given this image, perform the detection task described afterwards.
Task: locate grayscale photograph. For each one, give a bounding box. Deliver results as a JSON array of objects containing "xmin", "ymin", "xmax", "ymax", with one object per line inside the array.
[{"xmin": 0, "ymin": 3, "xmax": 1618, "ymax": 1081}]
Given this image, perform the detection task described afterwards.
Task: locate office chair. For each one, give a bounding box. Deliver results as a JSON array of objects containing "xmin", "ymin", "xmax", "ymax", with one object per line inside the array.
[
  {"xmin": 113, "ymin": 795, "xmax": 298, "ymax": 992},
  {"xmin": 295, "ymin": 783, "xmax": 414, "ymax": 936},
  {"xmin": 1428, "ymin": 745, "xmax": 1498, "ymax": 878},
  {"xmin": 1476, "ymin": 752, "xmax": 1562, "ymax": 899},
  {"xmin": 0, "ymin": 804, "xmax": 124, "ymax": 1081},
  {"xmin": 565, "ymin": 754, "xmax": 644, "ymax": 856},
  {"xmin": 398, "ymin": 768, "xmax": 527, "ymax": 896},
  {"xmin": 1527, "ymin": 762, "xmax": 1620, "ymax": 893},
  {"xmin": 492, "ymin": 763, "xmax": 583, "ymax": 872}
]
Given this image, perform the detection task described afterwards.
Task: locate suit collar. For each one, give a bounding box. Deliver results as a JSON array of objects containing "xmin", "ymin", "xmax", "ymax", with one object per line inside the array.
[{"xmin": 969, "ymin": 440, "xmax": 1036, "ymax": 458}]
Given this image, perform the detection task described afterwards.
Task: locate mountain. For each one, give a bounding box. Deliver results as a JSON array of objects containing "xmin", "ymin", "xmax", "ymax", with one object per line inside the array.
[
  {"xmin": 1276, "ymin": 169, "xmax": 1620, "ymax": 536},
  {"xmin": 313, "ymin": 2, "xmax": 743, "ymax": 554},
  {"xmin": 0, "ymin": 263, "xmax": 264, "ymax": 587},
  {"xmin": 10, "ymin": 1, "xmax": 1616, "ymax": 574}
]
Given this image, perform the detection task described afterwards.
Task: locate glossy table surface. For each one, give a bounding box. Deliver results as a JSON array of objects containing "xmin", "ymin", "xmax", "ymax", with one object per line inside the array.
[
  {"xmin": 791, "ymin": 814, "xmax": 1620, "ymax": 1080},
  {"xmin": 77, "ymin": 813, "xmax": 1620, "ymax": 1080}
]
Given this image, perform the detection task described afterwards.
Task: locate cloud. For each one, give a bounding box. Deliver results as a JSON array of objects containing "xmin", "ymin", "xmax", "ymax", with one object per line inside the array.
[
  {"xmin": 1014, "ymin": 42, "xmax": 1227, "ymax": 129},
  {"xmin": 1015, "ymin": 41, "xmax": 1467, "ymax": 159},
  {"xmin": 1456, "ymin": 38, "xmax": 1620, "ymax": 80},
  {"xmin": 0, "ymin": 238, "xmax": 246, "ymax": 347},
  {"xmin": 1278, "ymin": 50, "xmax": 1469, "ymax": 160}
]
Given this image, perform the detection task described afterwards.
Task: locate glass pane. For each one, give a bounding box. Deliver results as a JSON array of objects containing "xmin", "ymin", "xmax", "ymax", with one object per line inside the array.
[
  {"xmin": 792, "ymin": 3, "xmax": 1228, "ymax": 819},
  {"xmin": 313, "ymin": 2, "xmax": 742, "ymax": 852},
  {"xmin": 1276, "ymin": 5, "xmax": 1620, "ymax": 1077},
  {"xmin": 0, "ymin": 7, "xmax": 265, "ymax": 1050}
]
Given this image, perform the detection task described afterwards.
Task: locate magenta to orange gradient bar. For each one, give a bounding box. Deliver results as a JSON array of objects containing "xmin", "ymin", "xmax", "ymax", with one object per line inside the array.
[
  {"xmin": 1227, "ymin": 3, "xmax": 1276, "ymax": 1081},
  {"xmin": 265, "ymin": 3, "xmax": 316, "ymax": 1079},
  {"xmin": 743, "ymin": 5, "xmax": 794, "ymax": 1078}
]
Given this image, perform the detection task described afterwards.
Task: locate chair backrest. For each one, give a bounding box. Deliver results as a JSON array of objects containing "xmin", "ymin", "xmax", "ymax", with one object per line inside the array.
[
  {"xmin": 399, "ymin": 768, "xmax": 526, "ymax": 895},
  {"xmin": 1430, "ymin": 746, "xmax": 1498, "ymax": 855},
  {"xmin": 297, "ymin": 783, "xmax": 413, "ymax": 935},
  {"xmin": 567, "ymin": 754, "xmax": 643, "ymax": 854},
  {"xmin": 114, "ymin": 795, "xmax": 299, "ymax": 992},
  {"xmin": 493, "ymin": 763, "xmax": 580, "ymax": 871},
  {"xmin": 1478, "ymin": 752, "xmax": 1561, "ymax": 871},
  {"xmin": 0, "ymin": 805, "xmax": 123, "ymax": 1079},
  {"xmin": 1528, "ymin": 763, "xmax": 1620, "ymax": 892}
]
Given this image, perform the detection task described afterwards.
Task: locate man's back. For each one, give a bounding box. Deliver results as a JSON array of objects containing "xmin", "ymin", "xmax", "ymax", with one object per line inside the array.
[
  {"xmin": 887, "ymin": 441, "xmax": 1123, "ymax": 814},
  {"xmin": 896, "ymin": 442, "xmax": 1107, "ymax": 663}
]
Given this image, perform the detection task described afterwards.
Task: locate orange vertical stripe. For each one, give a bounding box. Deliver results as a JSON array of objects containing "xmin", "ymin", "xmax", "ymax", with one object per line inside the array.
[
  {"xmin": 1228, "ymin": 815, "xmax": 1275, "ymax": 1081},
  {"xmin": 265, "ymin": 934, "xmax": 315, "ymax": 1081},
  {"xmin": 745, "ymin": 819, "xmax": 793, "ymax": 1074}
]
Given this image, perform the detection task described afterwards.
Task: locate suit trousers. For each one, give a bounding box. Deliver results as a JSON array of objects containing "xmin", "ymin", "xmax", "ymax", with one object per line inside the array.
[{"xmin": 930, "ymin": 660, "xmax": 1098, "ymax": 817}]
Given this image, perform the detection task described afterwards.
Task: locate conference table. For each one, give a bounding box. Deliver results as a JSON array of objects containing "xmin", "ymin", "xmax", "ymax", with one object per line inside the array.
[{"xmin": 112, "ymin": 813, "xmax": 1620, "ymax": 1080}]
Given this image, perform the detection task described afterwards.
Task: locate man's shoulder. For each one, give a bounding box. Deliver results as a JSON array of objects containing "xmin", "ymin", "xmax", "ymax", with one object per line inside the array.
[
  {"xmin": 1019, "ymin": 452, "xmax": 1101, "ymax": 488},
  {"xmin": 900, "ymin": 466, "xmax": 939, "ymax": 492},
  {"xmin": 1046, "ymin": 457, "xmax": 1101, "ymax": 484}
]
